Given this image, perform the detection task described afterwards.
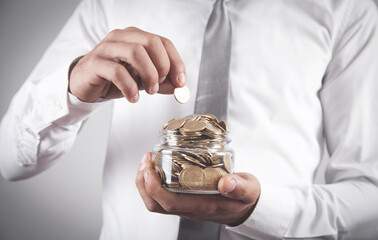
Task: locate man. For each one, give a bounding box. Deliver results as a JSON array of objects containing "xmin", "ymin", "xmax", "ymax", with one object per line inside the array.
[{"xmin": 1, "ymin": 0, "xmax": 378, "ymax": 239}]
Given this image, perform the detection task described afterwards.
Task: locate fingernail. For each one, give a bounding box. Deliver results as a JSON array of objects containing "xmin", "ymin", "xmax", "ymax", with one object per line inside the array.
[
  {"xmin": 150, "ymin": 83, "xmax": 159, "ymax": 94},
  {"xmin": 177, "ymin": 73, "xmax": 186, "ymax": 86},
  {"xmin": 159, "ymin": 76, "xmax": 166, "ymax": 83},
  {"xmin": 131, "ymin": 93, "xmax": 139, "ymax": 103},
  {"xmin": 139, "ymin": 153, "xmax": 148, "ymax": 171},
  {"xmin": 224, "ymin": 178, "xmax": 237, "ymax": 194},
  {"xmin": 144, "ymin": 170, "xmax": 149, "ymax": 181}
]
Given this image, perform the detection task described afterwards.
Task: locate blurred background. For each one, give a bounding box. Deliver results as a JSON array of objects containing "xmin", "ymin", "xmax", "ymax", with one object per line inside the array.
[{"xmin": 0, "ymin": 1, "xmax": 377, "ymax": 240}]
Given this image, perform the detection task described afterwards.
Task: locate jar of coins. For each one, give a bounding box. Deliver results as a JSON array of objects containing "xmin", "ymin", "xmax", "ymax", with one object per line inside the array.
[{"xmin": 153, "ymin": 114, "xmax": 234, "ymax": 194}]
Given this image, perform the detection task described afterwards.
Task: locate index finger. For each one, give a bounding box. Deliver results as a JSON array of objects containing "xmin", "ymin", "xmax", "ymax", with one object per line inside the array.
[{"xmin": 159, "ymin": 37, "xmax": 187, "ymax": 88}]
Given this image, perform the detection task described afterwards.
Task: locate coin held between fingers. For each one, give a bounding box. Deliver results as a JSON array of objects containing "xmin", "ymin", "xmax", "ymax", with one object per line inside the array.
[{"xmin": 174, "ymin": 85, "xmax": 190, "ymax": 104}]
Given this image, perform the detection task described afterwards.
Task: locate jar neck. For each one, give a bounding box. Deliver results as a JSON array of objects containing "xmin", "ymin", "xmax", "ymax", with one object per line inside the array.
[{"xmin": 160, "ymin": 130, "xmax": 230, "ymax": 149}]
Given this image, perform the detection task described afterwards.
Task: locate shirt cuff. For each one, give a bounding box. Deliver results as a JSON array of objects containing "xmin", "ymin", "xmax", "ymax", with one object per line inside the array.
[
  {"xmin": 35, "ymin": 66, "xmax": 109, "ymax": 127},
  {"xmin": 54, "ymin": 92, "xmax": 109, "ymax": 126},
  {"xmin": 226, "ymin": 182, "xmax": 295, "ymax": 240}
]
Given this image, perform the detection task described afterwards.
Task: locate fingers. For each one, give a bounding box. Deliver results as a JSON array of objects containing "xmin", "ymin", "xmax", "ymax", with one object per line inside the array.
[
  {"xmin": 136, "ymin": 153, "xmax": 260, "ymax": 225},
  {"xmin": 141, "ymin": 158, "xmax": 245, "ymax": 215},
  {"xmin": 96, "ymin": 41, "xmax": 159, "ymax": 94},
  {"xmin": 110, "ymin": 29, "xmax": 171, "ymax": 82},
  {"xmin": 157, "ymin": 79, "xmax": 176, "ymax": 94},
  {"xmin": 105, "ymin": 27, "xmax": 186, "ymax": 88},
  {"xmin": 142, "ymin": 154, "xmax": 185, "ymax": 213},
  {"xmin": 159, "ymin": 37, "xmax": 186, "ymax": 88},
  {"xmin": 92, "ymin": 57, "xmax": 140, "ymax": 102},
  {"xmin": 218, "ymin": 173, "xmax": 261, "ymax": 204},
  {"xmin": 135, "ymin": 153, "xmax": 167, "ymax": 214},
  {"xmin": 70, "ymin": 27, "xmax": 186, "ymax": 103}
]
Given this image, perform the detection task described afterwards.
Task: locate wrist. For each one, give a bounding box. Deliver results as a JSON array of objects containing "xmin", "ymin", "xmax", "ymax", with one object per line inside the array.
[
  {"xmin": 68, "ymin": 55, "xmax": 85, "ymax": 94},
  {"xmin": 228, "ymin": 195, "xmax": 260, "ymax": 227}
]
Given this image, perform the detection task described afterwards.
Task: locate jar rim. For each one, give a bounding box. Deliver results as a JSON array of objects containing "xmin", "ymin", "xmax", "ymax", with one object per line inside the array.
[
  {"xmin": 160, "ymin": 129, "xmax": 229, "ymax": 136},
  {"xmin": 159, "ymin": 129, "xmax": 231, "ymax": 149}
]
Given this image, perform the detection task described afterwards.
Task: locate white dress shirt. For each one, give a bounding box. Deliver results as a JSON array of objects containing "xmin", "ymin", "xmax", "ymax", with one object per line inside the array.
[{"xmin": 1, "ymin": 0, "xmax": 378, "ymax": 239}]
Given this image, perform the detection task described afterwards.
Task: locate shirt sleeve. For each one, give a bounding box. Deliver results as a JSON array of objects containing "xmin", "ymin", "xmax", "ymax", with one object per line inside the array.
[
  {"xmin": 0, "ymin": 0, "xmax": 109, "ymax": 181},
  {"xmin": 227, "ymin": 1, "xmax": 378, "ymax": 239}
]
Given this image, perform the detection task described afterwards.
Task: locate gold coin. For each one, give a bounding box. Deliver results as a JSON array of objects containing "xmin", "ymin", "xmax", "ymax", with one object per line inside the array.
[
  {"xmin": 211, "ymin": 163, "xmax": 224, "ymax": 168},
  {"xmin": 174, "ymin": 85, "xmax": 190, "ymax": 104},
  {"xmin": 203, "ymin": 167, "xmax": 222, "ymax": 190},
  {"xmin": 212, "ymin": 121, "xmax": 226, "ymax": 133},
  {"xmin": 179, "ymin": 128, "xmax": 203, "ymax": 137},
  {"xmin": 202, "ymin": 113, "xmax": 218, "ymax": 122},
  {"xmin": 180, "ymin": 164, "xmax": 193, "ymax": 169},
  {"xmin": 183, "ymin": 120, "xmax": 207, "ymax": 132},
  {"xmin": 153, "ymin": 151, "xmax": 162, "ymax": 166},
  {"xmin": 223, "ymin": 154, "xmax": 231, "ymax": 173},
  {"xmin": 164, "ymin": 118, "xmax": 185, "ymax": 130},
  {"xmin": 166, "ymin": 182, "xmax": 181, "ymax": 188},
  {"xmin": 205, "ymin": 122, "xmax": 222, "ymax": 136},
  {"xmin": 219, "ymin": 120, "xmax": 228, "ymax": 132},
  {"xmin": 182, "ymin": 151, "xmax": 207, "ymax": 165},
  {"xmin": 202, "ymin": 154, "xmax": 213, "ymax": 166},
  {"xmin": 212, "ymin": 158, "xmax": 222, "ymax": 165},
  {"xmin": 182, "ymin": 154, "xmax": 206, "ymax": 168},
  {"xmin": 163, "ymin": 118, "xmax": 177, "ymax": 129},
  {"xmin": 185, "ymin": 114, "xmax": 200, "ymax": 121},
  {"xmin": 179, "ymin": 166, "xmax": 204, "ymax": 190},
  {"xmin": 215, "ymin": 168, "xmax": 228, "ymax": 177},
  {"xmin": 171, "ymin": 161, "xmax": 182, "ymax": 172}
]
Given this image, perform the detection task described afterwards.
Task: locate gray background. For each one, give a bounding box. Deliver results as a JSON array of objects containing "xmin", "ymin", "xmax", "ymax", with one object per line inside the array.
[
  {"xmin": 0, "ymin": 1, "xmax": 107, "ymax": 239},
  {"xmin": 0, "ymin": 1, "xmax": 377, "ymax": 240}
]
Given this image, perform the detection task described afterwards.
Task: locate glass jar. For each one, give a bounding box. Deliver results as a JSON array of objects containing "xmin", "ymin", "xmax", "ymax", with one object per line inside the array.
[{"xmin": 152, "ymin": 115, "xmax": 234, "ymax": 194}]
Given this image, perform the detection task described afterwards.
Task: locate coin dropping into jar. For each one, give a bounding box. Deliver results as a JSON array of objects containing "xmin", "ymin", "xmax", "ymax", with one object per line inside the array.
[{"xmin": 174, "ymin": 85, "xmax": 190, "ymax": 104}]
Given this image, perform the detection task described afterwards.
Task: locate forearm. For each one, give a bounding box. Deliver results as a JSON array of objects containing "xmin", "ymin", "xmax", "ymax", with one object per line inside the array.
[
  {"xmin": 0, "ymin": 82, "xmax": 77, "ymax": 181},
  {"xmin": 226, "ymin": 178, "xmax": 378, "ymax": 239},
  {"xmin": 0, "ymin": 0, "xmax": 110, "ymax": 180},
  {"xmin": 0, "ymin": 79, "xmax": 107, "ymax": 181},
  {"xmin": 0, "ymin": 112, "xmax": 80, "ymax": 181}
]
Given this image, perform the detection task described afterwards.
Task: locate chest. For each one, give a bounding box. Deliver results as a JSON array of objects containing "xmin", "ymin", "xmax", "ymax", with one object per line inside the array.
[{"xmin": 106, "ymin": 0, "xmax": 332, "ymax": 92}]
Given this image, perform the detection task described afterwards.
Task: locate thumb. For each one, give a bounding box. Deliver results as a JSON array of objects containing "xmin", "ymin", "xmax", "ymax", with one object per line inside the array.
[{"xmin": 218, "ymin": 173, "xmax": 261, "ymax": 204}]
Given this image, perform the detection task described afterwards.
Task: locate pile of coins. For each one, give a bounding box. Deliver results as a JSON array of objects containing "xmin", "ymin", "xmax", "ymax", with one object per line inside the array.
[{"xmin": 153, "ymin": 114, "xmax": 233, "ymax": 193}]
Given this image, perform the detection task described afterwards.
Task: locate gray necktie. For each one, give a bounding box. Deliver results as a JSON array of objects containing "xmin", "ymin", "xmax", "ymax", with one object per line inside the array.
[
  {"xmin": 194, "ymin": 0, "xmax": 232, "ymax": 122},
  {"xmin": 177, "ymin": 0, "xmax": 232, "ymax": 239}
]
